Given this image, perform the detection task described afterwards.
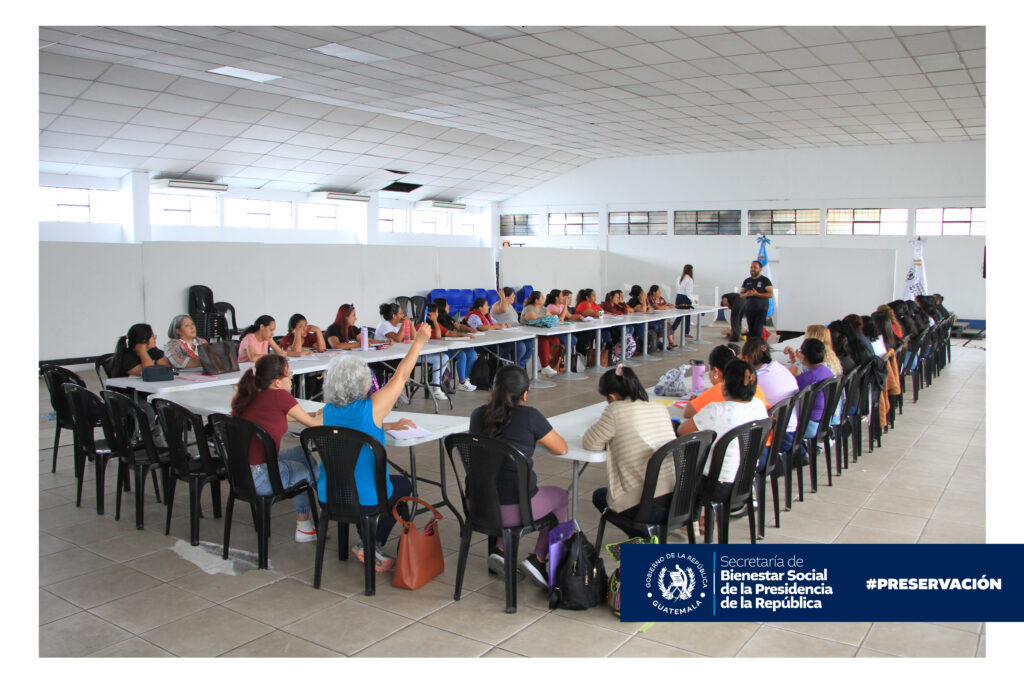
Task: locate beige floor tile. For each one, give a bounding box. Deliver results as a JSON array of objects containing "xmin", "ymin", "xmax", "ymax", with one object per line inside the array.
[
  {"xmin": 354, "ymin": 622, "xmax": 491, "ymax": 657},
  {"xmin": 40, "ymin": 547, "xmax": 117, "ymax": 586},
  {"xmin": 83, "ymin": 530, "xmax": 177, "ymax": 563},
  {"xmin": 142, "ymin": 605, "xmax": 274, "ymax": 657},
  {"xmin": 91, "ymin": 584, "xmax": 216, "ymax": 634},
  {"xmin": 738, "ymin": 625, "xmax": 857, "ymax": 657},
  {"xmin": 862, "ymin": 492, "xmax": 937, "ymax": 518},
  {"xmin": 475, "ymin": 575, "xmax": 554, "ymax": 612},
  {"xmin": 422, "ymin": 591, "xmax": 546, "ymax": 645},
  {"xmin": 610, "ymin": 636, "xmax": 704, "ymax": 657},
  {"xmin": 772, "ymin": 621, "xmax": 872, "ymax": 646},
  {"xmin": 39, "ymin": 531, "xmax": 76, "ymax": 557},
  {"xmin": 480, "ymin": 648, "xmax": 525, "ymax": 657},
  {"xmin": 848, "ymin": 508, "xmax": 928, "ymax": 536},
  {"xmin": 125, "ymin": 548, "xmax": 202, "ymax": 582},
  {"xmin": 919, "ymin": 519, "xmax": 986, "ymax": 544},
  {"xmin": 499, "ymin": 612, "xmax": 629, "ymax": 657},
  {"xmin": 862, "ymin": 622, "xmax": 979, "ymax": 657},
  {"xmin": 47, "ymin": 564, "xmax": 161, "ymax": 609},
  {"xmin": 636, "ymin": 620, "xmax": 759, "ymax": 657},
  {"xmin": 223, "ymin": 577, "xmax": 343, "ymax": 628},
  {"xmin": 834, "ymin": 525, "xmax": 919, "ymax": 544},
  {"xmin": 40, "ymin": 589, "xmax": 81, "ymax": 625},
  {"xmin": 220, "ymin": 630, "xmax": 343, "ymax": 657},
  {"xmin": 282, "ymin": 600, "xmax": 412, "ymax": 655},
  {"xmin": 871, "ymin": 481, "xmax": 946, "ymax": 503},
  {"xmin": 929, "ymin": 497, "xmax": 984, "ymax": 527},
  {"xmin": 89, "ymin": 637, "xmax": 175, "ymax": 657},
  {"xmin": 291, "ymin": 563, "xmax": 377, "ymax": 597},
  {"xmin": 855, "ymin": 647, "xmax": 898, "ymax": 657},
  {"xmin": 928, "ymin": 622, "xmax": 983, "ymax": 634},
  {"xmin": 351, "ymin": 577, "xmax": 456, "ymax": 620},
  {"xmin": 40, "ymin": 612, "xmax": 133, "ymax": 657},
  {"xmin": 761, "ymin": 514, "xmax": 842, "ymax": 543},
  {"xmin": 171, "ymin": 567, "xmax": 288, "ymax": 603},
  {"xmin": 432, "ymin": 550, "xmax": 500, "ymax": 592}
]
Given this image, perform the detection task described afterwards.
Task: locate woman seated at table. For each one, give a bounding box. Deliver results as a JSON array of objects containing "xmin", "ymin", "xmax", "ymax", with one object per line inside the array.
[
  {"xmin": 560, "ymin": 288, "xmax": 596, "ymax": 365},
  {"xmin": 789, "ymin": 338, "xmax": 835, "ymax": 438},
  {"xmin": 681, "ymin": 344, "xmax": 769, "ymax": 421},
  {"xmin": 523, "ymin": 291, "xmax": 562, "ymax": 376},
  {"xmin": 678, "ymin": 358, "xmax": 769, "ymax": 513},
  {"xmin": 376, "ymin": 303, "xmax": 410, "ymax": 344},
  {"xmin": 602, "ymin": 290, "xmax": 640, "ymax": 357},
  {"xmin": 434, "ymin": 297, "xmax": 474, "ymax": 334},
  {"xmin": 647, "ymin": 284, "xmax": 678, "ymax": 349},
  {"xmin": 413, "ymin": 304, "xmax": 454, "ymax": 400},
  {"xmin": 279, "ymin": 313, "xmax": 326, "ymax": 353},
  {"xmin": 111, "ymin": 323, "xmax": 171, "ymax": 377},
  {"xmin": 467, "ymin": 297, "xmax": 532, "ymax": 369},
  {"xmin": 433, "ymin": 297, "xmax": 478, "ymax": 387},
  {"xmin": 317, "ymin": 324, "xmax": 428, "ymax": 570},
  {"xmin": 325, "ymin": 304, "xmax": 390, "ymax": 350},
  {"xmin": 163, "ymin": 315, "xmax": 209, "ymax": 370},
  {"xmin": 231, "ymin": 355, "xmax": 323, "ymax": 542},
  {"xmin": 238, "ymin": 315, "xmax": 310, "ymax": 363},
  {"xmin": 583, "ymin": 365, "xmax": 677, "ymax": 536},
  {"xmin": 545, "ymin": 289, "xmax": 580, "ymax": 371},
  {"xmin": 783, "ymin": 324, "xmax": 843, "ymax": 377},
  {"xmin": 741, "ymin": 337, "xmax": 799, "ymax": 469},
  {"xmin": 576, "ymin": 289, "xmax": 609, "ymax": 367},
  {"xmin": 628, "ymin": 284, "xmax": 667, "ymax": 351},
  {"xmin": 490, "ymin": 287, "xmax": 521, "ymax": 327},
  {"xmin": 469, "ymin": 365, "xmax": 569, "ymax": 588}
]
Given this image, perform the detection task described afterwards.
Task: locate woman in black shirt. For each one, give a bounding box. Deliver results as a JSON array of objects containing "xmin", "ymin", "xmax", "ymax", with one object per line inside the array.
[{"xmin": 111, "ymin": 323, "xmax": 170, "ymax": 377}]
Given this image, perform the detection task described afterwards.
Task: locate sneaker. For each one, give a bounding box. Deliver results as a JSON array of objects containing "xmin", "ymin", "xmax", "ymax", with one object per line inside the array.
[
  {"xmin": 520, "ymin": 553, "xmax": 549, "ymax": 590},
  {"xmin": 430, "ymin": 386, "xmax": 447, "ymax": 401},
  {"xmin": 458, "ymin": 379, "xmax": 476, "ymax": 392},
  {"xmin": 685, "ymin": 334, "xmax": 696, "ymax": 341},
  {"xmin": 487, "ymin": 549, "xmax": 505, "ymax": 576},
  {"xmin": 540, "ymin": 365, "xmax": 558, "ymax": 377},
  {"xmin": 294, "ymin": 522, "xmax": 317, "ymax": 543},
  {"xmin": 351, "ymin": 542, "xmax": 396, "ymax": 572}
]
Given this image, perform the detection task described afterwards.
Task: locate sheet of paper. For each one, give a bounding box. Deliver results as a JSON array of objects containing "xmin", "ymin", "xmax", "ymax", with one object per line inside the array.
[{"xmin": 386, "ymin": 426, "xmax": 435, "ymax": 440}]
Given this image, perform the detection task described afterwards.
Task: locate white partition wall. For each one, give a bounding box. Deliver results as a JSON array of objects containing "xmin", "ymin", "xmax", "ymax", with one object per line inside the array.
[
  {"xmin": 40, "ymin": 242, "xmax": 494, "ymax": 360},
  {"xmin": 499, "ymin": 247, "xmax": 603, "ymax": 297}
]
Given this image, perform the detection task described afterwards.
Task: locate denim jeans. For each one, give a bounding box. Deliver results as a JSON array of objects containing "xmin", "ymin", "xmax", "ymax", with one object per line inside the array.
[
  {"xmin": 672, "ymin": 294, "xmax": 692, "ymax": 334},
  {"xmin": 251, "ymin": 445, "xmax": 317, "ymax": 515},
  {"xmin": 358, "ymin": 474, "xmax": 413, "ymax": 546},
  {"xmin": 500, "ymin": 341, "xmax": 532, "ymax": 368},
  {"xmin": 424, "ymin": 352, "xmax": 449, "ymax": 385},
  {"xmin": 450, "ymin": 348, "xmax": 477, "ymax": 383}
]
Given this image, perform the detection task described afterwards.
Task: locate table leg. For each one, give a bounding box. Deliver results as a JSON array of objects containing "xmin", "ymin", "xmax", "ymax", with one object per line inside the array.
[
  {"xmin": 571, "ymin": 460, "xmax": 581, "ymax": 531},
  {"xmin": 695, "ymin": 310, "xmax": 711, "ymax": 345},
  {"xmin": 555, "ymin": 331, "xmax": 587, "ymax": 380},
  {"xmin": 530, "ymin": 335, "xmax": 555, "ymax": 388},
  {"xmin": 407, "ymin": 444, "xmax": 419, "ymax": 519},
  {"xmin": 663, "ymin": 312, "xmax": 684, "ymax": 355}
]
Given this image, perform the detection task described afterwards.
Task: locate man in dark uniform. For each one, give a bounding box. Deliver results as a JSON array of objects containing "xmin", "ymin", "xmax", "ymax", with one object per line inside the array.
[
  {"xmin": 740, "ymin": 260, "xmax": 773, "ymax": 341},
  {"xmin": 720, "ymin": 292, "xmax": 746, "ymax": 342}
]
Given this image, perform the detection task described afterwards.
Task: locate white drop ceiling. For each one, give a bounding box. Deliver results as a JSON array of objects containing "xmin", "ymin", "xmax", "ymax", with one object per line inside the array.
[{"xmin": 38, "ymin": 25, "xmax": 985, "ymax": 204}]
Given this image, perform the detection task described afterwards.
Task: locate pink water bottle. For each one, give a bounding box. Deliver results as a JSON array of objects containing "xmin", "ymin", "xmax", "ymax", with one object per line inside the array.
[
  {"xmin": 360, "ymin": 326, "xmax": 368, "ymax": 351},
  {"xmin": 691, "ymin": 360, "xmax": 705, "ymax": 396},
  {"xmin": 402, "ymin": 319, "xmax": 412, "ymax": 343}
]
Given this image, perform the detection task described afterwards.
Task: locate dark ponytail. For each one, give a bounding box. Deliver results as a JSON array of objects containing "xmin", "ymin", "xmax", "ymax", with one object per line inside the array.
[
  {"xmin": 111, "ymin": 323, "xmax": 153, "ymax": 377},
  {"xmin": 722, "ymin": 359, "xmax": 758, "ymax": 402},
  {"xmin": 243, "ymin": 314, "xmax": 275, "ymax": 337},
  {"xmin": 231, "ymin": 355, "xmax": 289, "ymax": 416},
  {"xmin": 379, "ymin": 302, "xmax": 398, "ymax": 321},
  {"xmin": 597, "ymin": 365, "xmax": 648, "ymax": 402},
  {"xmin": 482, "ymin": 365, "xmax": 530, "ymax": 438},
  {"xmin": 708, "ymin": 344, "xmax": 738, "ymax": 373},
  {"xmin": 544, "ymin": 289, "xmax": 560, "ymax": 306}
]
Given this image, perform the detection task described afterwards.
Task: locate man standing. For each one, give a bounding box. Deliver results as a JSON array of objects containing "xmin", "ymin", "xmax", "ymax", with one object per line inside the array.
[
  {"xmin": 740, "ymin": 260, "xmax": 773, "ymax": 341},
  {"xmin": 720, "ymin": 292, "xmax": 746, "ymax": 342}
]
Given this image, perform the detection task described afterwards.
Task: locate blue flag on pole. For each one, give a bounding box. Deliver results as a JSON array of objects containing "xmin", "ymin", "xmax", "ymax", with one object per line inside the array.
[{"xmin": 756, "ymin": 235, "xmax": 775, "ymax": 319}]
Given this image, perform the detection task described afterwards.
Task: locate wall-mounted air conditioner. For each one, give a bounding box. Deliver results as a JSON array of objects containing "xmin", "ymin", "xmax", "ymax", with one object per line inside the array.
[
  {"xmin": 310, "ymin": 191, "xmax": 372, "ymax": 203},
  {"xmin": 152, "ymin": 178, "xmax": 229, "ymax": 192},
  {"xmin": 416, "ymin": 200, "xmax": 466, "ymax": 211}
]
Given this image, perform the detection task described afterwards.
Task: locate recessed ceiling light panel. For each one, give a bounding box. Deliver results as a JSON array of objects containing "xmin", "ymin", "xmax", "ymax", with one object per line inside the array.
[
  {"xmin": 208, "ymin": 66, "xmax": 281, "ymax": 82},
  {"xmin": 310, "ymin": 43, "xmax": 390, "ymax": 64}
]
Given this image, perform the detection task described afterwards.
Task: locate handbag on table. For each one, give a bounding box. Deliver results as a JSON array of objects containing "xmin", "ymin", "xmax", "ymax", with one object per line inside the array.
[{"xmin": 197, "ymin": 341, "xmax": 240, "ymax": 375}]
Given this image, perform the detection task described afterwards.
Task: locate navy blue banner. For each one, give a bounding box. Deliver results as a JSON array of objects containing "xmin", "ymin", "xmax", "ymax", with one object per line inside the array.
[{"xmin": 619, "ymin": 544, "xmax": 1024, "ymax": 622}]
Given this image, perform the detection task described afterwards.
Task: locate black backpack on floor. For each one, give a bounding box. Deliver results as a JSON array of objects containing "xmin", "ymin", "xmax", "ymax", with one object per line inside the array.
[
  {"xmin": 549, "ymin": 531, "xmax": 607, "ymax": 610},
  {"xmin": 469, "ymin": 353, "xmax": 499, "ymax": 390}
]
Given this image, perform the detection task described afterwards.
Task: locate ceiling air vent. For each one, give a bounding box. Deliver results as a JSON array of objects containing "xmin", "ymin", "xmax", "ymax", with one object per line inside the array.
[
  {"xmin": 152, "ymin": 178, "xmax": 228, "ymax": 192},
  {"xmin": 310, "ymin": 191, "xmax": 371, "ymax": 203},
  {"xmin": 380, "ymin": 181, "xmax": 422, "ymax": 193},
  {"xmin": 416, "ymin": 200, "xmax": 466, "ymax": 211}
]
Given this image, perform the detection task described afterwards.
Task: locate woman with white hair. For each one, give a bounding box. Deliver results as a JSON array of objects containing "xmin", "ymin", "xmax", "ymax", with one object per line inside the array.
[
  {"xmin": 164, "ymin": 314, "xmax": 209, "ymax": 369},
  {"xmin": 316, "ymin": 322, "xmax": 431, "ymax": 572}
]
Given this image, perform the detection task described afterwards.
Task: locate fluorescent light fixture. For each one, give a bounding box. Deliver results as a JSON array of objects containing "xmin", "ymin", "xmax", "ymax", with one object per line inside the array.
[
  {"xmin": 208, "ymin": 66, "xmax": 281, "ymax": 83},
  {"xmin": 460, "ymin": 26, "xmax": 524, "ymax": 41},
  {"xmin": 152, "ymin": 178, "xmax": 229, "ymax": 192},
  {"xmin": 299, "ymin": 94, "xmax": 356, "ymax": 107},
  {"xmin": 406, "ymin": 108, "xmax": 456, "ymax": 119},
  {"xmin": 310, "ymin": 43, "xmax": 390, "ymax": 64},
  {"xmin": 310, "ymin": 191, "xmax": 371, "ymax": 203},
  {"xmin": 416, "ymin": 200, "xmax": 466, "ymax": 211}
]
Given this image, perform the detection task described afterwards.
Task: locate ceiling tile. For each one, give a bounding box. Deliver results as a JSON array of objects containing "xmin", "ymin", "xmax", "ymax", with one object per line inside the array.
[{"xmin": 47, "ymin": 115, "xmax": 123, "ymax": 137}]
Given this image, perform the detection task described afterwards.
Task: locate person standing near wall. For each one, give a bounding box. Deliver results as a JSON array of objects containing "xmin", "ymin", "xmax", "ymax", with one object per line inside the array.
[
  {"xmin": 671, "ymin": 264, "xmax": 696, "ymax": 340},
  {"xmin": 740, "ymin": 260, "xmax": 773, "ymax": 341}
]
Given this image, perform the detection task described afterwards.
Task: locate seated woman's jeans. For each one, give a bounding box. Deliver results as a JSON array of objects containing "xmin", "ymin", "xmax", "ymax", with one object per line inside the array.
[
  {"xmin": 499, "ymin": 341, "xmax": 532, "ymax": 368},
  {"xmin": 423, "ymin": 352, "xmax": 449, "ymax": 385},
  {"xmin": 251, "ymin": 446, "xmax": 317, "ymax": 515},
  {"xmin": 757, "ymin": 431, "xmax": 795, "ymax": 472},
  {"xmin": 450, "ymin": 348, "xmax": 477, "ymax": 383}
]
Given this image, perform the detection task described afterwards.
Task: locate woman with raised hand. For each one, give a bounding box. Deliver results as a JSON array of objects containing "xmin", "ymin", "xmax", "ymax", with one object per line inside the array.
[
  {"xmin": 163, "ymin": 315, "xmax": 209, "ymax": 370},
  {"xmin": 231, "ymin": 354, "xmax": 322, "ymax": 542},
  {"xmin": 279, "ymin": 313, "xmax": 326, "ymax": 354},
  {"xmin": 238, "ymin": 315, "xmax": 308, "ymax": 363},
  {"xmin": 112, "ymin": 323, "xmax": 171, "ymax": 377},
  {"xmin": 316, "ymin": 323, "xmax": 430, "ymax": 571},
  {"xmin": 583, "ymin": 365, "xmax": 677, "ymax": 536},
  {"xmin": 469, "ymin": 365, "xmax": 568, "ymax": 589}
]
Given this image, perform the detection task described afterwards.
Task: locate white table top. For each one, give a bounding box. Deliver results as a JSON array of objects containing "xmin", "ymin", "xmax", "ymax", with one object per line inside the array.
[{"xmin": 147, "ymin": 385, "xmax": 470, "ymax": 448}]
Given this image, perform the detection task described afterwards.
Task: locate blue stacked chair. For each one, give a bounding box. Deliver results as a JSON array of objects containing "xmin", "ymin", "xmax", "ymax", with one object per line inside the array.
[
  {"xmin": 485, "ymin": 290, "xmax": 500, "ymax": 307},
  {"xmin": 428, "ymin": 288, "xmax": 446, "ymax": 303},
  {"xmin": 513, "ymin": 285, "xmax": 533, "ymax": 312}
]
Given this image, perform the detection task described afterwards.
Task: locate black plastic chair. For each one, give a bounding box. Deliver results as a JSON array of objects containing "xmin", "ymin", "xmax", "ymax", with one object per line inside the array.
[
  {"xmin": 410, "ymin": 295, "xmax": 427, "ymax": 325},
  {"xmin": 395, "ymin": 296, "xmax": 413, "ymax": 320},
  {"xmin": 212, "ymin": 301, "xmax": 240, "ymax": 339},
  {"xmin": 63, "ymin": 384, "xmax": 120, "ymax": 514},
  {"xmin": 593, "ymin": 431, "xmax": 715, "ymax": 549},
  {"xmin": 804, "ymin": 376, "xmax": 843, "ymax": 492},
  {"xmin": 442, "ymin": 433, "xmax": 558, "ymax": 614},
  {"xmin": 757, "ymin": 394, "xmax": 798, "ymax": 538},
  {"xmin": 152, "ymin": 399, "xmax": 226, "ymax": 545},
  {"xmin": 41, "ymin": 365, "xmax": 89, "ymax": 473},
  {"xmin": 700, "ymin": 417, "xmax": 773, "ymax": 544},
  {"xmin": 208, "ymin": 413, "xmax": 319, "ymax": 570},
  {"xmin": 862, "ymin": 362, "xmax": 884, "ymax": 453},
  {"xmin": 94, "ymin": 353, "xmax": 114, "ymax": 389},
  {"xmin": 102, "ymin": 391, "xmax": 168, "ymax": 530},
  {"xmin": 838, "ymin": 366, "xmax": 866, "ymax": 467},
  {"xmin": 779, "ymin": 383, "xmax": 815, "ymax": 510},
  {"xmin": 300, "ymin": 426, "xmax": 391, "ymax": 596}
]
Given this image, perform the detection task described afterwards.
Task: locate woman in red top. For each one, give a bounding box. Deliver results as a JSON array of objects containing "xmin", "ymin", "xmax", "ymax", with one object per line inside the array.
[
  {"xmin": 231, "ymin": 355, "xmax": 323, "ymax": 542},
  {"xmin": 279, "ymin": 313, "xmax": 326, "ymax": 353},
  {"xmin": 602, "ymin": 290, "xmax": 638, "ymax": 360}
]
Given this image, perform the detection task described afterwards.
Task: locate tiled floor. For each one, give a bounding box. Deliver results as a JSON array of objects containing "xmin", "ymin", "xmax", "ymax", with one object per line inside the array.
[{"xmin": 39, "ymin": 324, "xmax": 986, "ymax": 657}]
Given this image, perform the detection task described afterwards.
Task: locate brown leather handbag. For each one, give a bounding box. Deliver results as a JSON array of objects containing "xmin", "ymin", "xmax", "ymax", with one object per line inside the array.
[
  {"xmin": 197, "ymin": 341, "xmax": 239, "ymax": 375},
  {"xmin": 391, "ymin": 497, "xmax": 445, "ymax": 590}
]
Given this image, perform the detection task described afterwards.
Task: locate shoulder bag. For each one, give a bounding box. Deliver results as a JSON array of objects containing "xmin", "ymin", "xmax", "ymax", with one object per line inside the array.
[
  {"xmin": 197, "ymin": 341, "xmax": 240, "ymax": 375},
  {"xmin": 391, "ymin": 497, "xmax": 445, "ymax": 590}
]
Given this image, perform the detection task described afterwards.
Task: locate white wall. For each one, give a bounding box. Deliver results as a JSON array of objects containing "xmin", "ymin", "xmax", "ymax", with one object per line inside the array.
[
  {"xmin": 499, "ymin": 247, "xmax": 604, "ymax": 297},
  {"xmin": 40, "ymin": 242, "xmax": 494, "ymax": 360}
]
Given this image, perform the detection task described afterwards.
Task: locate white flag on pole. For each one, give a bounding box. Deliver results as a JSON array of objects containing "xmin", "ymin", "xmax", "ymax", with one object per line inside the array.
[{"xmin": 902, "ymin": 239, "xmax": 929, "ymax": 299}]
